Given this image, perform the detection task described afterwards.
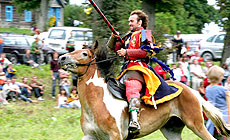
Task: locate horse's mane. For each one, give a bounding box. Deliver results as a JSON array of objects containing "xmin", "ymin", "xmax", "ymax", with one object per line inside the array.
[{"xmin": 95, "ymin": 46, "xmax": 117, "ymax": 81}]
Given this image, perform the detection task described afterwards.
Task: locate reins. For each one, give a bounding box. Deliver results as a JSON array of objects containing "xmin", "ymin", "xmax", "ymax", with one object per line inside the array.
[{"xmin": 74, "ymin": 50, "xmax": 118, "ymax": 77}]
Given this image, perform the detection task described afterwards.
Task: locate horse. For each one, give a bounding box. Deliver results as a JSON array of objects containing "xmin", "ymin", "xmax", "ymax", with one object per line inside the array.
[{"xmin": 58, "ymin": 41, "xmax": 230, "ymax": 140}]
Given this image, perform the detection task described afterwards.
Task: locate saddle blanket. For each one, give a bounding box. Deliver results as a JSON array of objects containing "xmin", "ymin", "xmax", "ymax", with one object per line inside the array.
[{"xmin": 117, "ymin": 65, "xmax": 183, "ymax": 106}]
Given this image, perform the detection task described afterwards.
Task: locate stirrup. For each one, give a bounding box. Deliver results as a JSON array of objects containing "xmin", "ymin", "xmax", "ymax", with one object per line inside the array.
[{"xmin": 129, "ymin": 120, "xmax": 140, "ymax": 133}]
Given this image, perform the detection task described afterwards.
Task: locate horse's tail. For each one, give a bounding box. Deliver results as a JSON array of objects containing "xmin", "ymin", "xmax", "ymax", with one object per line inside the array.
[{"xmin": 192, "ymin": 88, "xmax": 230, "ymax": 137}]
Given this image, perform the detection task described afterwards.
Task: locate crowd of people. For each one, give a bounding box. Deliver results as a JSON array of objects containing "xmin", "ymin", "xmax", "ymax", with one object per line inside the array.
[{"xmin": 0, "ymin": 29, "xmax": 81, "ymax": 109}]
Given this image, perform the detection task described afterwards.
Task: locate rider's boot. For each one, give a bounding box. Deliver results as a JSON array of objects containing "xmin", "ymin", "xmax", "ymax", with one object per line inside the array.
[
  {"xmin": 125, "ymin": 79, "xmax": 142, "ymax": 133},
  {"xmin": 129, "ymin": 98, "xmax": 141, "ymax": 133}
]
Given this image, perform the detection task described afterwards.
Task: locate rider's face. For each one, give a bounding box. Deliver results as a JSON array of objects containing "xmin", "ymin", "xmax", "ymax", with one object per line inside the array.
[{"xmin": 129, "ymin": 14, "xmax": 141, "ymax": 31}]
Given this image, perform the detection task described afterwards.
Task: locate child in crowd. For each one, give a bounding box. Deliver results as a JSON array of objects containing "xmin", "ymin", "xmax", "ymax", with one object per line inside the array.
[
  {"xmin": 67, "ymin": 86, "xmax": 81, "ymax": 109},
  {"xmin": 5, "ymin": 64, "xmax": 17, "ymax": 79},
  {"xmin": 56, "ymin": 88, "xmax": 70, "ymax": 108},
  {"xmin": 59, "ymin": 69, "xmax": 71, "ymax": 96},
  {"xmin": 205, "ymin": 65, "xmax": 228, "ymax": 137}
]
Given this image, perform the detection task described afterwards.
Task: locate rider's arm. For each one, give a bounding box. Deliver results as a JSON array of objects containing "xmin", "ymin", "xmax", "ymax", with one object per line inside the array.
[{"xmin": 126, "ymin": 49, "xmax": 147, "ymax": 58}]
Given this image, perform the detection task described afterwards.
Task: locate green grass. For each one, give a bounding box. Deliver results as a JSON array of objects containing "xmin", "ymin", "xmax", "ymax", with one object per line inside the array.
[
  {"xmin": 0, "ymin": 27, "xmax": 32, "ymax": 35},
  {"xmin": 0, "ymin": 65, "xmax": 202, "ymax": 140}
]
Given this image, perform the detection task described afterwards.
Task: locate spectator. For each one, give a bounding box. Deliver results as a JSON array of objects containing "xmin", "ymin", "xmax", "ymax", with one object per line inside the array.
[
  {"xmin": 172, "ymin": 30, "xmax": 183, "ymax": 61},
  {"xmin": 34, "ymin": 29, "xmax": 41, "ymax": 41},
  {"xmin": 189, "ymin": 59, "xmax": 205, "ymax": 90},
  {"xmin": 179, "ymin": 55, "xmax": 189, "ymax": 71},
  {"xmin": 59, "ymin": 69, "xmax": 71, "ymax": 96},
  {"xmin": 174, "ymin": 63, "xmax": 190, "ymax": 85},
  {"xmin": 18, "ymin": 77, "xmax": 34, "ymax": 103},
  {"xmin": 0, "ymin": 90, "xmax": 9, "ymax": 105},
  {"xmin": 224, "ymin": 76, "xmax": 230, "ymax": 91},
  {"xmin": 205, "ymin": 65, "xmax": 228, "ymax": 137},
  {"xmin": 0, "ymin": 53, "xmax": 12, "ymax": 72},
  {"xmin": 5, "ymin": 64, "xmax": 17, "ymax": 79},
  {"xmin": 0, "ymin": 38, "xmax": 4, "ymax": 55},
  {"xmin": 50, "ymin": 51, "xmax": 60, "ymax": 98},
  {"xmin": 221, "ymin": 63, "xmax": 230, "ymax": 86},
  {"xmin": 55, "ymin": 88, "xmax": 70, "ymax": 108},
  {"xmin": 31, "ymin": 37, "xmax": 42, "ymax": 63},
  {"xmin": 0, "ymin": 65, "xmax": 6, "ymax": 90},
  {"xmin": 4, "ymin": 77, "xmax": 21, "ymax": 102},
  {"xmin": 30, "ymin": 76, "xmax": 45, "ymax": 101},
  {"xmin": 66, "ymin": 32, "xmax": 75, "ymax": 52},
  {"xmin": 67, "ymin": 86, "xmax": 81, "ymax": 108},
  {"xmin": 23, "ymin": 49, "xmax": 42, "ymax": 69},
  {"xmin": 154, "ymin": 63, "xmax": 167, "ymax": 80},
  {"xmin": 202, "ymin": 59, "xmax": 214, "ymax": 75},
  {"xmin": 190, "ymin": 50, "xmax": 203, "ymax": 64}
]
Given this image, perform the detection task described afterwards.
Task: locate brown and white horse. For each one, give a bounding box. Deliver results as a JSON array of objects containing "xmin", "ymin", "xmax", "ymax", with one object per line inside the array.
[{"xmin": 58, "ymin": 42, "xmax": 230, "ymax": 140}]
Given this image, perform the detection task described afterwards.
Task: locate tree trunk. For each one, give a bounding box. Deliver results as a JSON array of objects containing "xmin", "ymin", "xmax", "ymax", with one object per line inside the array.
[
  {"xmin": 142, "ymin": 0, "xmax": 156, "ymax": 31},
  {"xmin": 37, "ymin": 0, "xmax": 49, "ymax": 31},
  {"xmin": 221, "ymin": 27, "xmax": 230, "ymax": 64}
]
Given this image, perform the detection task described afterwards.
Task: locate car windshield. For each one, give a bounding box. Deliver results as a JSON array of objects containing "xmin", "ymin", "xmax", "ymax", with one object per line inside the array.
[
  {"xmin": 72, "ymin": 30, "xmax": 93, "ymax": 41},
  {"xmin": 48, "ymin": 29, "xmax": 66, "ymax": 39}
]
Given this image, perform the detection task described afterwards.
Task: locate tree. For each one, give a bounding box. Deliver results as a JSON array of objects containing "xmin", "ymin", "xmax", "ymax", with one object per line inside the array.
[
  {"xmin": 183, "ymin": 0, "xmax": 217, "ymax": 33},
  {"xmin": 215, "ymin": 0, "xmax": 230, "ymax": 63},
  {"xmin": 64, "ymin": 5, "xmax": 86, "ymax": 26}
]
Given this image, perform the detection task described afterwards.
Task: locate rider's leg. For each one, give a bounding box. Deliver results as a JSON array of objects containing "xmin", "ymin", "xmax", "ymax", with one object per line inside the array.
[{"xmin": 125, "ymin": 79, "xmax": 142, "ymax": 133}]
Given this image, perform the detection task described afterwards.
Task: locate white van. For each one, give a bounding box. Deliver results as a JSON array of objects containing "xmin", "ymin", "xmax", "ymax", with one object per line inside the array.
[{"xmin": 44, "ymin": 27, "xmax": 93, "ymax": 54}]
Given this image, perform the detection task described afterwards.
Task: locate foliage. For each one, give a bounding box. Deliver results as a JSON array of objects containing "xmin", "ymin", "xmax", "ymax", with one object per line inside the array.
[
  {"xmin": 0, "ymin": 27, "xmax": 32, "ymax": 35},
  {"xmin": 155, "ymin": 12, "xmax": 177, "ymax": 35},
  {"xmin": 0, "ymin": 65, "xmax": 202, "ymax": 140},
  {"xmin": 48, "ymin": 16, "xmax": 56, "ymax": 27},
  {"xmin": 12, "ymin": 0, "xmax": 41, "ymax": 13},
  {"xmin": 183, "ymin": 0, "xmax": 217, "ymax": 33},
  {"xmin": 215, "ymin": 0, "xmax": 230, "ymax": 63},
  {"xmin": 64, "ymin": 5, "xmax": 87, "ymax": 27}
]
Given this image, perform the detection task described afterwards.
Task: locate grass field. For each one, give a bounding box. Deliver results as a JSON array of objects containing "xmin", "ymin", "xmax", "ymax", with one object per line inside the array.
[{"xmin": 0, "ymin": 65, "xmax": 202, "ymax": 140}]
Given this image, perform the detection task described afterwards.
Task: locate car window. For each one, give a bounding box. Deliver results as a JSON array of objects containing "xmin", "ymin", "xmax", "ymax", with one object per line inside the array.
[
  {"xmin": 85, "ymin": 31, "xmax": 93, "ymax": 41},
  {"xmin": 48, "ymin": 29, "xmax": 66, "ymax": 39},
  {"xmin": 214, "ymin": 34, "xmax": 225, "ymax": 43},
  {"xmin": 3, "ymin": 37, "xmax": 16, "ymax": 45},
  {"xmin": 206, "ymin": 35, "xmax": 216, "ymax": 42},
  {"xmin": 72, "ymin": 30, "xmax": 93, "ymax": 41},
  {"xmin": 72, "ymin": 30, "xmax": 84, "ymax": 41},
  {"xmin": 15, "ymin": 37, "xmax": 28, "ymax": 46}
]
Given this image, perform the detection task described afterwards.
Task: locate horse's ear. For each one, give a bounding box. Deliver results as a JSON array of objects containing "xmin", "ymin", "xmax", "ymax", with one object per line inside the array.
[{"xmin": 91, "ymin": 40, "xmax": 98, "ymax": 51}]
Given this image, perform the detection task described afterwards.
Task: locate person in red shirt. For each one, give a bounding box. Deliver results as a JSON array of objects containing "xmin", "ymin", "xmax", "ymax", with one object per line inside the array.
[{"xmin": 154, "ymin": 63, "xmax": 167, "ymax": 79}]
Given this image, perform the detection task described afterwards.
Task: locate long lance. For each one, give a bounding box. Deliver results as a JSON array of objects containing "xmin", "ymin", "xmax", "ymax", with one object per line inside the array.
[{"xmin": 88, "ymin": 0, "xmax": 123, "ymax": 44}]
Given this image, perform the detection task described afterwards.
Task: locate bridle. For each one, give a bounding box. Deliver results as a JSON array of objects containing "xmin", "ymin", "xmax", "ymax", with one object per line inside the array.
[{"xmin": 72, "ymin": 49, "xmax": 118, "ymax": 77}]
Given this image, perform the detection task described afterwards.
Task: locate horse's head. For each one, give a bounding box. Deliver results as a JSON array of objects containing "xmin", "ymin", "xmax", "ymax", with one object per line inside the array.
[{"xmin": 58, "ymin": 41, "xmax": 98, "ymax": 75}]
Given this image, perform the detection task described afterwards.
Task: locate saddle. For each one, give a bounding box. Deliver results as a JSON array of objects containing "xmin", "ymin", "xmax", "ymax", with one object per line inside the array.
[
  {"xmin": 107, "ymin": 70, "xmax": 145, "ymax": 101},
  {"xmin": 107, "ymin": 77, "xmax": 126, "ymax": 100}
]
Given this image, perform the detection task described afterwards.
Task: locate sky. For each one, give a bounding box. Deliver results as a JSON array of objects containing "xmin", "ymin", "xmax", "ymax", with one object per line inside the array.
[{"xmin": 69, "ymin": 0, "xmax": 222, "ymax": 34}]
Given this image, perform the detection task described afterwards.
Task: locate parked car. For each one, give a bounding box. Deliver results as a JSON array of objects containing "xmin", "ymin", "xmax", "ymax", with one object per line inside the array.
[
  {"xmin": 0, "ymin": 34, "xmax": 54, "ymax": 64},
  {"xmin": 198, "ymin": 32, "xmax": 226, "ymax": 61},
  {"xmin": 44, "ymin": 27, "xmax": 93, "ymax": 54}
]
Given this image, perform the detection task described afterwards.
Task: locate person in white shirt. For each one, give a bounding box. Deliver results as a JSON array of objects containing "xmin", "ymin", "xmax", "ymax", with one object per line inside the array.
[
  {"xmin": 3, "ymin": 77, "xmax": 20, "ymax": 102},
  {"xmin": 0, "ymin": 53, "xmax": 12, "ymax": 72},
  {"xmin": 190, "ymin": 59, "xmax": 206, "ymax": 90}
]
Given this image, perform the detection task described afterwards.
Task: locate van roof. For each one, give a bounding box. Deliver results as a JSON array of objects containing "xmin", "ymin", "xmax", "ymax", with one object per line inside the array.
[{"xmin": 48, "ymin": 26, "xmax": 92, "ymax": 31}]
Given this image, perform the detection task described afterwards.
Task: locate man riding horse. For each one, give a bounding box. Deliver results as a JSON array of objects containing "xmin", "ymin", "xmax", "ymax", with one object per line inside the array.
[{"xmin": 107, "ymin": 10, "xmax": 182, "ymax": 133}]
